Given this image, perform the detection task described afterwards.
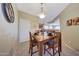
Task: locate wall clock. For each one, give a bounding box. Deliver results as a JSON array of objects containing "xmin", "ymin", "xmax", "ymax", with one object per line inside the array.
[{"xmin": 2, "ymin": 3, "xmax": 15, "ymax": 23}]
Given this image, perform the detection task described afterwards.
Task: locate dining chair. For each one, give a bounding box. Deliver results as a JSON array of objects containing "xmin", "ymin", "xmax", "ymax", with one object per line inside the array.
[
  {"xmin": 44, "ymin": 32, "xmax": 61, "ymax": 56},
  {"xmin": 29, "ymin": 32, "xmax": 38, "ymax": 56}
]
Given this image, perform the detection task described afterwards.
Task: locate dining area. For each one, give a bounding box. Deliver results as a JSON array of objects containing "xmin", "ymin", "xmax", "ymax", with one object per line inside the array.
[
  {"xmin": 0, "ymin": 3, "xmax": 79, "ymax": 56},
  {"xmin": 29, "ymin": 26, "xmax": 62, "ymax": 56}
]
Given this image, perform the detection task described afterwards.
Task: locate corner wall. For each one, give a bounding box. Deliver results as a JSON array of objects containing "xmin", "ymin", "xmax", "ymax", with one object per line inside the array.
[{"xmin": 60, "ymin": 4, "xmax": 79, "ymax": 51}]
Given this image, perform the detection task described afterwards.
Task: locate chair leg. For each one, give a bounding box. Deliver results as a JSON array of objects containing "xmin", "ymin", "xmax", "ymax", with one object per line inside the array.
[
  {"xmin": 58, "ymin": 49, "xmax": 60, "ymax": 56},
  {"xmin": 53, "ymin": 48, "xmax": 55, "ymax": 56},
  {"xmin": 29, "ymin": 45, "xmax": 33, "ymax": 56},
  {"xmin": 44, "ymin": 45, "xmax": 46, "ymax": 54},
  {"xmin": 58, "ymin": 46, "xmax": 61, "ymax": 56},
  {"xmin": 30, "ymin": 49, "xmax": 33, "ymax": 56},
  {"xmin": 29, "ymin": 43, "xmax": 33, "ymax": 56},
  {"xmin": 29, "ymin": 46, "xmax": 31, "ymax": 53},
  {"xmin": 29, "ymin": 43, "xmax": 31, "ymax": 53},
  {"xmin": 53, "ymin": 44, "xmax": 55, "ymax": 56}
]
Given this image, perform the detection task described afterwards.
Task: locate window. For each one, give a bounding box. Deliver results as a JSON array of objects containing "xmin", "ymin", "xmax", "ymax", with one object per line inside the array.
[
  {"xmin": 54, "ymin": 25, "xmax": 60, "ymax": 30},
  {"xmin": 44, "ymin": 25, "xmax": 49, "ymax": 29}
]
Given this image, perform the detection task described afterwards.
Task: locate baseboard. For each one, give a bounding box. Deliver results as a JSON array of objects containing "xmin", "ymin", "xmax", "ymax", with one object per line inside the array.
[
  {"xmin": 63, "ymin": 41, "xmax": 79, "ymax": 55},
  {"xmin": 0, "ymin": 52, "xmax": 10, "ymax": 56},
  {"xmin": 19, "ymin": 40, "xmax": 29, "ymax": 44}
]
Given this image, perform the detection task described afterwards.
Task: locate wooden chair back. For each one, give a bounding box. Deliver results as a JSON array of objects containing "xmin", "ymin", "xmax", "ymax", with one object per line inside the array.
[
  {"xmin": 29, "ymin": 32, "xmax": 37, "ymax": 46},
  {"xmin": 55, "ymin": 32, "xmax": 61, "ymax": 51},
  {"xmin": 29, "ymin": 32, "xmax": 38, "ymax": 55},
  {"xmin": 45, "ymin": 32, "xmax": 61, "ymax": 56}
]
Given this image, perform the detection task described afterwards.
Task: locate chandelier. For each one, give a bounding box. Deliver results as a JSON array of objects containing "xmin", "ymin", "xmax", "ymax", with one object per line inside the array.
[{"xmin": 38, "ymin": 3, "xmax": 46, "ymax": 19}]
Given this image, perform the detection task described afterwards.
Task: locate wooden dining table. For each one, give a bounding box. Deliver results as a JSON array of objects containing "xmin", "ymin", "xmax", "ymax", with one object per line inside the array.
[{"xmin": 34, "ymin": 33, "xmax": 61, "ymax": 56}]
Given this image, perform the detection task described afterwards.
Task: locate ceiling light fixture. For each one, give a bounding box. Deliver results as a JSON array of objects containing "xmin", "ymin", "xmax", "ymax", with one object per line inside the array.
[{"xmin": 38, "ymin": 3, "xmax": 46, "ymax": 19}]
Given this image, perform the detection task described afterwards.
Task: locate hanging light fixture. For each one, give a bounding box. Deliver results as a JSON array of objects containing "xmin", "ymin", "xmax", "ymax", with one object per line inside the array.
[{"xmin": 38, "ymin": 3, "xmax": 46, "ymax": 19}]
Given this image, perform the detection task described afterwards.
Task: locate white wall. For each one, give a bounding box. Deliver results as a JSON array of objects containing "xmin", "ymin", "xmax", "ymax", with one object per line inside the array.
[
  {"xmin": 60, "ymin": 4, "xmax": 79, "ymax": 52},
  {"xmin": 0, "ymin": 4, "xmax": 18, "ymax": 55}
]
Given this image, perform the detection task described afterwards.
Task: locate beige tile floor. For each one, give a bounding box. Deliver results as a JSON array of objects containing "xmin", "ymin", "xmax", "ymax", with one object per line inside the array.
[{"xmin": 15, "ymin": 41, "xmax": 79, "ymax": 56}]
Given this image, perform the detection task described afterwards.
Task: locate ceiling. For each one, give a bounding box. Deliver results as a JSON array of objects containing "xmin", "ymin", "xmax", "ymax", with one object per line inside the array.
[{"xmin": 16, "ymin": 3, "xmax": 69, "ymax": 23}]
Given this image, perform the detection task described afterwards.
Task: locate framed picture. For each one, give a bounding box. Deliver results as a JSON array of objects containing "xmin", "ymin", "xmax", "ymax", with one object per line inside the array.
[
  {"xmin": 66, "ymin": 17, "xmax": 79, "ymax": 26},
  {"xmin": 2, "ymin": 3, "xmax": 15, "ymax": 23},
  {"xmin": 66, "ymin": 19, "xmax": 72, "ymax": 26},
  {"xmin": 75, "ymin": 17, "xmax": 79, "ymax": 25}
]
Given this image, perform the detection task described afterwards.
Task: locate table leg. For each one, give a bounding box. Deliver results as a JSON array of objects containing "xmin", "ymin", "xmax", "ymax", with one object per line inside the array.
[{"xmin": 38, "ymin": 42, "xmax": 43, "ymax": 56}]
